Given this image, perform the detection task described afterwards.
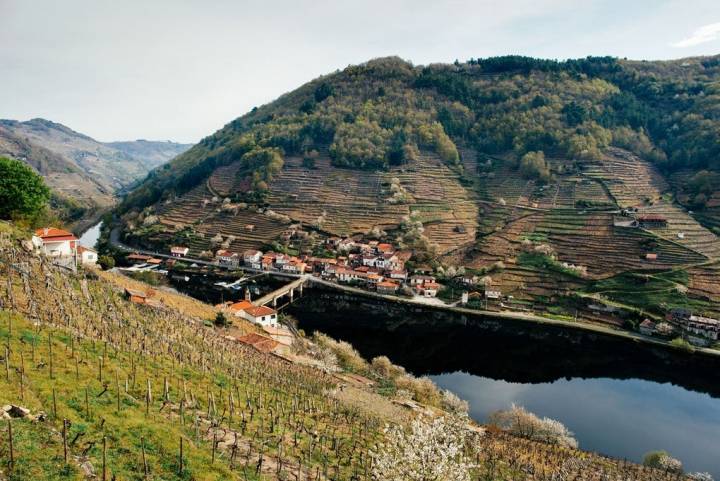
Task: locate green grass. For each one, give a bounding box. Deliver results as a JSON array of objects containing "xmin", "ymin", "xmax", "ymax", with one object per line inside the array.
[
  {"xmin": 584, "ymin": 269, "xmax": 714, "ymax": 316},
  {"xmin": 517, "ymin": 251, "xmax": 585, "ymax": 278},
  {"xmin": 0, "ymin": 312, "xmax": 246, "ymax": 481},
  {"xmin": 0, "ymin": 243, "xmax": 381, "ymax": 481}
]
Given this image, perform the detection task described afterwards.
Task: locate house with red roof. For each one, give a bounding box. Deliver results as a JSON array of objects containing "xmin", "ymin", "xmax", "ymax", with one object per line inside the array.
[
  {"xmin": 216, "ymin": 249, "xmax": 240, "ymax": 267},
  {"xmin": 416, "ymin": 281, "xmax": 441, "ymax": 298},
  {"xmin": 240, "ymin": 305, "xmax": 279, "ymax": 327},
  {"xmin": 243, "ymin": 250, "xmax": 263, "ymax": 268},
  {"xmin": 236, "ymin": 333, "xmax": 280, "ymax": 353},
  {"xmin": 376, "ymin": 243, "xmax": 394, "ymax": 254},
  {"xmin": 32, "ymin": 227, "xmax": 78, "ymax": 258},
  {"xmin": 376, "ymin": 280, "xmax": 399, "ymax": 295},
  {"xmin": 77, "ymin": 246, "xmax": 98, "ymax": 266},
  {"xmin": 227, "ymin": 300, "xmax": 253, "ymax": 316}
]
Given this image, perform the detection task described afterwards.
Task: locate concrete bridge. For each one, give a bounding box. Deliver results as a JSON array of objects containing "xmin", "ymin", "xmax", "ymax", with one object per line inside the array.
[{"xmin": 253, "ymin": 275, "xmax": 309, "ymax": 308}]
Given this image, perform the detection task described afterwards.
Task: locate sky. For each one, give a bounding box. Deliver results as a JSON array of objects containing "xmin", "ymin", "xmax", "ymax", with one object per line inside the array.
[{"xmin": 1, "ymin": 0, "xmax": 720, "ymax": 143}]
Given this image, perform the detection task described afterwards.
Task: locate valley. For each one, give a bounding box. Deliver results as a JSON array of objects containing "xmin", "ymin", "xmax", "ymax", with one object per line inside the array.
[{"xmin": 0, "ymin": 118, "xmax": 191, "ymax": 229}]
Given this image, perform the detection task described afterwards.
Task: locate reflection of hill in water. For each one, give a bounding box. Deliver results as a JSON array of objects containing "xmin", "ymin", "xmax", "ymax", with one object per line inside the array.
[{"xmin": 288, "ymin": 287, "xmax": 720, "ymax": 398}]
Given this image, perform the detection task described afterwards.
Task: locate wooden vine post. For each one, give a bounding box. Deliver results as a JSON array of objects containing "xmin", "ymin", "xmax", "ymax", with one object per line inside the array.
[
  {"xmin": 102, "ymin": 436, "xmax": 107, "ymax": 481},
  {"xmin": 7, "ymin": 419, "xmax": 14, "ymax": 471},
  {"xmin": 141, "ymin": 437, "xmax": 149, "ymax": 479},
  {"xmin": 178, "ymin": 436, "xmax": 184, "ymax": 475},
  {"xmin": 62, "ymin": 419, "xmax": 68, "ymax": 463}
]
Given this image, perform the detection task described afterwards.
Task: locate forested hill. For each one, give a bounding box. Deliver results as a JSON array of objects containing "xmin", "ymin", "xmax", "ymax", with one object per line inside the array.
[{"xmin": 121, "ymin": 54, "xmax": 720, "ymax": 216}]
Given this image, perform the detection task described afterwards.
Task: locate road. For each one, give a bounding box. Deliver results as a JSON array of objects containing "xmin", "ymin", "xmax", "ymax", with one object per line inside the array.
[{"xmin": 107, "ymin": 226, "xmax": 720, "ymax": 357}]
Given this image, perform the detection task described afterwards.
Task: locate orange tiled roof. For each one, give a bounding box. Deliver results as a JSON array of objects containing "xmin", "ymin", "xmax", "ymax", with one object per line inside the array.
[
  {"xmin": 34, "ymin": 227, "xmax": 77, "ymax": 241},
  {"xmin": 228, "ymin": 300, "xmax": 253, "ymax": 311},
  {"xmin": 244, "ymin": 306, "xmax": 277, "ymax": 317},
  {"xmin": 236, "ymin": 333, "xmax": 280, "ymax": 353}
]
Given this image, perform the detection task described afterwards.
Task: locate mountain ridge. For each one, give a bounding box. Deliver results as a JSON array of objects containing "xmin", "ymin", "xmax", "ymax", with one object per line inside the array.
[{"xmin": 0, "ymin": 117, "xmax": 192, "ymax": 229}]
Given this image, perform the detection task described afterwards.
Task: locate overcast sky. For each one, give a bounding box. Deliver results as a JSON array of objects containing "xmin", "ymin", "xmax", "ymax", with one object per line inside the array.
[{"xmin": 2, "ymin": 0, "xmax": 719, "ymax": 143}]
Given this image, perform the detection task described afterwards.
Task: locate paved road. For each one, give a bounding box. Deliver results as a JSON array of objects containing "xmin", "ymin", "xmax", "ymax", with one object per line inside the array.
[{"xmin": 107, "ymin": 226, "xmax": 720, "ymax": 357}]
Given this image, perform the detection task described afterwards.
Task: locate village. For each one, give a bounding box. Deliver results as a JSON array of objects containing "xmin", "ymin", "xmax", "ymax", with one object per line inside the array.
[{"xmin": 30, "ymin": 224, "xmax": 720, "ymax": 351}]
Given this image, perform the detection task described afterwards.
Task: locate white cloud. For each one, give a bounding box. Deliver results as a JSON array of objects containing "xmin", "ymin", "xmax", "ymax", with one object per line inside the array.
[{"xmin": 672, "ymin": 22, "xmax": 720, "ymax": 47}]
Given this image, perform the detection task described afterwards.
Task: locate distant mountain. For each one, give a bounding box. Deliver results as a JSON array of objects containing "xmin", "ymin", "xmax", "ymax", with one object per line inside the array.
[
  {"xmin": 105, "ymin": 139, "xmax": 193, "ymax": 174},
  {"xmin": 0, "ymin": 118, "xmax": 191, "ymax": 227}
]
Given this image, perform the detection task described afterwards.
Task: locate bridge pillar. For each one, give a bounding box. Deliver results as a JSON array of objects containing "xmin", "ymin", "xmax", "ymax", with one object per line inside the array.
[
  {"xmin": 289, "ymin": 288, "xmax": 294, "ymax": 302},
  {"xmin": 299, "ymin": 282, "xmax": 303, "ymax": 295},
  {"xmin": 272, "ymin": 297, "xmax": 277, "ymax": 307}
]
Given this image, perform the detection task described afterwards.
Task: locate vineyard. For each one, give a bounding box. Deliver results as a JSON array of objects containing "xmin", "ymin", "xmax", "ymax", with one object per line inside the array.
[{"xmin": 0, "ymin": 223, "xmax": 699, "ymax": 480}]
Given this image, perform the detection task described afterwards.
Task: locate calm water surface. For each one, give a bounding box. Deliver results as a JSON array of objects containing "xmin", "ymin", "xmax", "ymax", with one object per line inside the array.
[
  {"xmin": 78, "ymin": 221, "xmax": 102, "ymax": 249},
  {"xmin": 431, "ymin": 373, "xmax": 720, "ymax": 476}
]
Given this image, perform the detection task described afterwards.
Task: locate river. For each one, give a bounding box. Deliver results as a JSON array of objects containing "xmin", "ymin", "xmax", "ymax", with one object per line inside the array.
[
  {"xmin": 78, "ymin": 220, "xmax": 102, "ymax": 249},
  {"xmin": 285, "ymin": 286, "xmax": 720, "ymax": 477},
  {"xmin": 172, "ymin": 273, "xmax": 720, "ymax": 476}
]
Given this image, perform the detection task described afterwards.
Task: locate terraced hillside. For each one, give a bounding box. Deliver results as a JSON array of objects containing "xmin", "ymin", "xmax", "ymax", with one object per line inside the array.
[{"xmin": 117, "ymin": 55, "xmax": 720, "ymax": 318}]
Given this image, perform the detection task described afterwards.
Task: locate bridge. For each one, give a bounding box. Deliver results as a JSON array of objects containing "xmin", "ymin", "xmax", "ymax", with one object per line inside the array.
[{"xmin": 253, "ymin": 275, "xmax": 310, "ymax": 308}]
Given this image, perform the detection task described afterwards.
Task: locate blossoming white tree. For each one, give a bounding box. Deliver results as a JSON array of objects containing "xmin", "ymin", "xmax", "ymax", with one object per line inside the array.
[
  {"xmin": 371, "ymin": 415, "xmax": 478, "ymax": 481},
  {"xmin": 489, "ymin": 404, "xmax": 578, "ymax": 448}
]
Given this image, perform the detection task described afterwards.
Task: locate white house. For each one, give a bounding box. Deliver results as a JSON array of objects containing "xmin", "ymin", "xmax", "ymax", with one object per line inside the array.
[
  {"xmin": 243, "ymin": 250, "xmax": 263, "ymax": 268},
  {"xmin": 216, "ymin": 249, "xmax": 240, "ymax": 267},
  {"xmin": 686, "ymin": 315, "xmax": 720, "ymax": 341},
  {"xmin": 485, "ymin": 288, "xmax": 502, "ymax": 300},
  {"xmin": 33, "ymin": 227, "xmax": 78, "ymax": 258},
  {"xmin": 410, "ymin": 275, "xmax": 435, "ymax": 286},
  {"xmin": 389, "ymin": 270, "xmax": 408, "ymax": 281},
  {"xmin": 240, "ymin": 305, "xmax": 279, "ymax": 327},
  {"xmin": 362, "ymin": 255, "xmax": 379, "ymax": 267},
  {"xmin": 417, "ymin": 282, "xmax": 441, "ymax": 298},
  {"xmin": 77, "ymin": 246, "xmax": 98, "ymax": 266},
  {"xmin": 170, "ymin": 246, "xmax": 189, "ymax": 257},
  {"xmin": 282, "ymin": 259, "xmax": 307, "ymax": 274}
]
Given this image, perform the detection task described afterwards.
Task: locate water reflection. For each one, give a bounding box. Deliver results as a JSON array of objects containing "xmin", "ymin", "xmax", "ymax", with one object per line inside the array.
[{"xmin": 431, "ymin": 373, "xmax": 720, "ymax": 475}]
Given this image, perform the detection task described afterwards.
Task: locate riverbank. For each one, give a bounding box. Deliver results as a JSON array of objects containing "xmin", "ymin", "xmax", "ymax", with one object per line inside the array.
[
  {"xmin": 105, "ymin": 224, "xmax": 720, "ymax": 359},
  {"xmin": 305, "ymin": 275, "xmax": 720, "ymax": 359}
]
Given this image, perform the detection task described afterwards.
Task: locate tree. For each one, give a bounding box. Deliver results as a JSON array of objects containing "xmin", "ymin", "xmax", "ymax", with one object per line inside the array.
[
  {"xmin": 371, "ymin": 415, "xmax": 477, "ymax": 481},
  {"xmin": 489, "ymin": 404, "xmax": 578, "ymax": 448},
  {"xmin": 98, "ymin": 255, "xmax": 115, "ymax": 270},
  {"xmin": 0, "ymin": 156, "xmax": 50, "ymax": 221},
  {"xmin": 214, "ymin": 312, "xmax": 229, "ymax": 327},
  {"xmin": 643, "ymin": 450, "xmax": 683, "ymax": 473},
  {"xmin": 519, "ymin": 151, "xmax": 551, "ymax": 182}
]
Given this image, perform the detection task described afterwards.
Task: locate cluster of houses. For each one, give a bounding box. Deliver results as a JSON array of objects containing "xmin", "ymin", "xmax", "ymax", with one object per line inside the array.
[
  {"xmin": 214, "ymin": 248, "xmax": 309, "ymax": 275},
  {"xmin": 30, "ymin": 227, "xmax": 98, "ymax": 268},
  {"xmin": 205, "ymin": 237, "xmax": 450, "ymax": 298},
  {"xmin": 667, "ymin": 308, "xmax": 719, "ymax": 346},
  {"xmin": 638, "ymin": 308, "xmax": 720, "ymax": 347}
]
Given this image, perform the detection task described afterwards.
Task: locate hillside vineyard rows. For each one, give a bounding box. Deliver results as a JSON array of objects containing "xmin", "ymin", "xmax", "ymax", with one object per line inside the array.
[{"xmin": 0, "ymin": 224, "xmax": 705, "ymax": 480}]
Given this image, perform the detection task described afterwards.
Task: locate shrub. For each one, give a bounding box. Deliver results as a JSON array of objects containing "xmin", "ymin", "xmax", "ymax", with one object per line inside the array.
[
  {"xmin": 519, "ymin": 151, "xmax": 551, "ymax": 182},
  {"xmin": 489, "ymin": 404, "xmax": 578, "ymax": 448},
  {"xmin": 313, "ymin": 332, "xmax": 368, "ymax": 373},
  {"xmin": 214, "ymin": 312, "xmax": 229, "ymax": 327},
  {"xmin": 98, "ymin": 255, "xmax": 115, "ymax": 270},
  {"xmin": 643, "ymin": 450, "xmax": 683, "ymax": 473}
]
